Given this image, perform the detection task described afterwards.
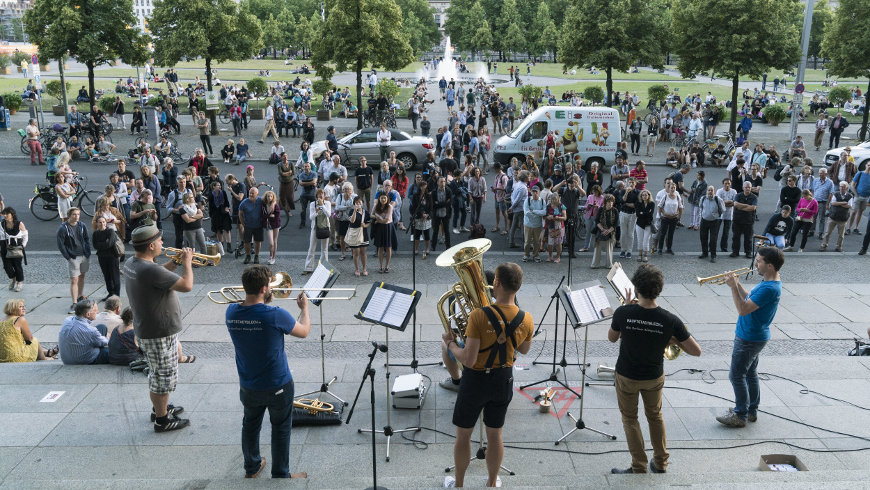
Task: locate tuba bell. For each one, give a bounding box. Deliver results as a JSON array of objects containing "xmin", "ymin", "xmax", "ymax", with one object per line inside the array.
[{"xmin": 436, "ymin": 239, "xmax": 493, "ymax": 343}]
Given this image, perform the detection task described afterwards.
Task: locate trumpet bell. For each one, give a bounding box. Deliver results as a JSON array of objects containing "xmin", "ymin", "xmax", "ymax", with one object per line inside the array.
[{"xmin": 270, "ymin": 271, "xmax": 293, "ymax": 299}]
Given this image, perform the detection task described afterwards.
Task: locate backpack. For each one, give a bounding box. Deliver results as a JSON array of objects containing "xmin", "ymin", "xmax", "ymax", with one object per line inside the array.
[{"xmin": 314, "ymin": 207, "xmax": 330, "ymax": 239}]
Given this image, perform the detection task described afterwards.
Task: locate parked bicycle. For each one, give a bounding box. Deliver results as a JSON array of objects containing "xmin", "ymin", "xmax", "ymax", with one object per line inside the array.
[{"xmin": 29, "ymin": 175, "xmax": 102, "ymax": 221}]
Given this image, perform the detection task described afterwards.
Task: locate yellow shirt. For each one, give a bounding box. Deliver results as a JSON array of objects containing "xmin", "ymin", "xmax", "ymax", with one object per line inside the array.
[{"xmin": 465, "ymin": 304, "xmax": 533, "ymax": 371}]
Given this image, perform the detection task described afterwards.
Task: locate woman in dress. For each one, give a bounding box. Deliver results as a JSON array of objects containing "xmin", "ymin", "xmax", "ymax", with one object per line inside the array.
[
  {"xmin": 277, "ymin": 153, "xmax": 295, "ymax": 218},
  {"xmin": 634, "ymin": 189, "xmax": 655, "ymax": 263},
  {"xmin": 334, "ymin": 182, "xmax": 357, "ymax": 261},
  {"xmin": 261, "ymin": 190, "xmax": 281, "ymax": 265},
  {"xmin": 372, "ymin": 192, "xmax": 397, "ymax": 273},
  {"xmin": 591, "ymin": 194, "xmax": 619, "ymax": 269},
  {"xmin": 581, "ymin": 185, "xmax": 603, "ymax": 252},
  {"xmin": 0, "ymin": 299, "xmax": 56, "ymax": 362},
  {"xmin": 1, "ymin": 208, "xmax": 28, "ymax": 292},
  {"xmin": 347, "ymin": 196, "xmax": 371, "ymax": 276},
  {"xmin": 545, "ymin": 193, "xmax": 567, "ymax": 263},
  {"xmin": 91, "ymin": 215, "xmax": 122, "ymax": 300},
  {"xmin": 410, "ymin": 180, "xmax": 433, "ymax": 259},
  {"xmin": 55, "ymin": 172, "xmax": 74, "ymax": 220},
  {"xmin": 303, "ymin": 188, "xmax": 332, "ymax": 274},
  {"xmin": 207, "ymin": 180, "xmax": 232, "ymax": 255},
  {"xmin": 466, "ymin": 166, "xmax": 486, "ymax": 226}
]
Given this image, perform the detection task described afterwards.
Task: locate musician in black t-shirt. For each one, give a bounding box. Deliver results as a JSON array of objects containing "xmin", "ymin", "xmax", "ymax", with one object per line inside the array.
[{"xmin": 608, "ymin": 264, "xmax": 701, "ymax": 475}]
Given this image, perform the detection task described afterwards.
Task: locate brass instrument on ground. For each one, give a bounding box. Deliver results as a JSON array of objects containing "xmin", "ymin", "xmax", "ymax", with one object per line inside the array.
[
  {"xmin": 206, "ymin": 271, "xmax": 356, "ymax": 304},
  {"xmin": 293, "ymin": 398, "xmax": 335, "ymax": 414},
  {"xmin": 696, "ymin": 267, "xmax": 753, "ymax": 286},
  {"xmin": 436, "ymin": 238, "xmax": 493, "ymax": 343},
  {"xmin": 163, "ymin": 247, "xmax": 222, "ymax": 267}
]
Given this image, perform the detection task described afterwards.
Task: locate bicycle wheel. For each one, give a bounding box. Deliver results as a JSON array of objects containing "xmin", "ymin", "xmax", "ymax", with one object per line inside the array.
[
  {"xmin": 21, "ymin": 136, "xmax": 30, "ymax": 155},
  {"xmin": 101, "ymin": 122, "xmax": 113, "ymax": 135},
  {"xmin": 280, "ymin": 208, "xmax": 292, "ymax": 230},
  {"xmin": 219, "ymin": 111, "xmax": 230, "ymax": 124},
  {"xmin": 29, "ymin": 195, "xmax": 59, "ymax": 221},
  {"xmin": 857, "ymin": 125, "xmax": 870, "ymax": 142},
  {"xmin": 167, "ymin": 136, "xmax": 179, "ymax": 148},
  {"xmin": 76, "ymin": 190, "xmax": 102, "ymax": 217}
]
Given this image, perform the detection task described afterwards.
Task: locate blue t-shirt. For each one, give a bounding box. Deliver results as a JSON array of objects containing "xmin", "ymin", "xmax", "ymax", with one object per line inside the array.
[
  {"xmin": 238, "ymin": 197, "xmax": 263, "ymax": 228},
  {"xmin": 226, "ymin": 303, "xmax": 296, "ymax": 390},
  {"xmin": 853, "ymin": 172, "xmax": 870, "ymax": 198},
  {"xmin": 735, "ymin": 280, "xmax": 781, "ymax": 342}
]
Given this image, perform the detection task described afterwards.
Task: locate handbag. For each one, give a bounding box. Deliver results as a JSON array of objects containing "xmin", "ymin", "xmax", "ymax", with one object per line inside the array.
[
  {"xmin": 345, "ymin": 226, "xmax": 367, "ymax": 247},
  {"xmin": 5, "ymin": 245, "xmax": 23, "ymax": 259},
  {"xmin": 112, "ymin": 234, "xmax": 126, "ymax": 257}
]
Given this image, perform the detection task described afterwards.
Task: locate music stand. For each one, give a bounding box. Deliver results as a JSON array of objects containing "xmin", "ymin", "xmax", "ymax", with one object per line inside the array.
[
  {"xmin": 555, "ymin": 282, "xmax": 617, "ymax": 444},
  {"xmin": 355, "ymin": 282, "xmax": 422, "ymax": 462},
  {"xmin": 297, "ymin": 262, "xmax": 349, "ymax": 407}
]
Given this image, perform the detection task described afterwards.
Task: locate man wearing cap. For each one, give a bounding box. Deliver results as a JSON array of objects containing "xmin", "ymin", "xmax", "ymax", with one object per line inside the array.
[
  {"xmin": 124, "ymin": 225, "xmax": 193, "ymax": 432},
  {"xmin": 326, "ymin": 125, "xmax": 338, "ymax": 153}
]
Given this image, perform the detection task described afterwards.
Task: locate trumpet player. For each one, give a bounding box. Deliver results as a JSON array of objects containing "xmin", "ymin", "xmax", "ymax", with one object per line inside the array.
[
  {"xmin": 442, "ymin": 263, "xmax": 533, "ymax": 488},
  {"xmin": 609, "ymin": 264, "xmax": 701, "ymax": 474},
  {"xmin": 123, "ymin": 225, "xmax": 193, "ymax": 433},
  {"xmin": 226, "ymin": 265, "xmax": 310, "ymax": 479},
  {"xmin": 717, "ymin": 247, "xmax": 784, "ymax": 428}
]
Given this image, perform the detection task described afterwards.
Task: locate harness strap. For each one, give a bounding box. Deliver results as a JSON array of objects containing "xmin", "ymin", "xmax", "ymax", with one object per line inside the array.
[{"xmin": 479, "ymin": 306, "xmax": 525, "ymax": 371}]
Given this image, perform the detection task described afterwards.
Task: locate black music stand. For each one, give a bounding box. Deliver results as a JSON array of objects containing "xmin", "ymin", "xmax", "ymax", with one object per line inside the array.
[
  {"xmin": 555, "ymin": 282, "xmax": 617, "ymax": 444},
  {"xmin": 520, "ymin": 276, "xmax": 582, "ymax": 399},
  {"xmin": 386, "ymin": 231, "xmax": 441, "ymax": 372},
  {"xmin": 297, "ymin": 262, "xmax": 348, "ymax": 407},
  {"xmin": 346, "ymin": 342, "xmax": 389, "ymax": 490},
  {"xmin": 355, "ymin": 282, "xmax": 422, "ymax": 462}
]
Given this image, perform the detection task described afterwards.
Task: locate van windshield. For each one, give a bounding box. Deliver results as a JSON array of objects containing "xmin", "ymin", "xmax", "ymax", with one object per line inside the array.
[{"xmin": 509, "ymin": 117, "xmax": 534, "ymax": 139}]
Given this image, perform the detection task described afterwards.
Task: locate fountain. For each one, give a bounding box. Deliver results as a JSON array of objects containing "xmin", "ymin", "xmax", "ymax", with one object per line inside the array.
[{"xmin": 414, "ymin": 36, "xmax": 508, "ymax": 85}]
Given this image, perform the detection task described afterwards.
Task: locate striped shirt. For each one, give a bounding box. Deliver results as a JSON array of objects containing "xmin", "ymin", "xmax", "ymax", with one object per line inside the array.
[{"xmin": 58, "ymin": 316, "xmax": 108, "ymax": 365}]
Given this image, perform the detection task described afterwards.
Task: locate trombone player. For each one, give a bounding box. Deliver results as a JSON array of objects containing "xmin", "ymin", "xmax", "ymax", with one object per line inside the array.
[
  {"xmin": 609, "ymin": 264, "xmax": 701, "ymax": 474},
  {"xmin": 716, "ymin": 247, "xmax": 784, "ymax": 428}
]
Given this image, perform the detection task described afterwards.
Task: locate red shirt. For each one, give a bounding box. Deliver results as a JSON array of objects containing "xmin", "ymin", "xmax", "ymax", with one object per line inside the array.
[
  {"xmin": 393, "ymin": 175, "xmax": 409, "ymax": 198},
  {"xmin": 630, "ymin": 167, "xmax": 647, "ymax": 190}
]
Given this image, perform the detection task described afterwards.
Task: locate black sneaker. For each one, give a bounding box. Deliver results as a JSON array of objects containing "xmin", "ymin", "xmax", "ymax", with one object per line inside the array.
[
  {"xmin": 859, "ymin": 249, "xmax": 867, "ymax": 255},
  {"xmin": 244, "ymin": 255, "xmax": 251, "ymax": 264},
  {"xmin": 611, "ymin": 467, "xmax": 636, "ymax": 474},
  {"xmin": 154, "ymin": 413, "xmax": 191, "ymax": 432},
  {"xmin": 729, "ymin": 252, "xmax": 739, "ymax": 257},
  {"xmin": 253, "ymin": 255, "xmax": 259, "ymax": 264},
  {"xmin": 698, "ymin": 254, "xmax": 708, "ymax": 259},
  {"xmin": 665, "ymin": 250, "xmax": 674, "ymax": 255},
  {"xmin": 649, "ymin": 461, "xmax": 666, "ymax": 473},
  {"xmin": 150, "ymin": 404, "xmax": 185, "ymax": 422}
]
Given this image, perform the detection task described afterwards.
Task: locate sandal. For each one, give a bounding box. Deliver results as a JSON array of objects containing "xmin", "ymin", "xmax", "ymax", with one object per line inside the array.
[
  {"xmin": 354, "ymin": 270, "xmax": 360, "ymax": 277},
  {"xmin": 46, "ymin": 346, "xmax": 59, "ymax": 358},
  {"xmin": 339, "ymin": 255, "xmax": 346, "ymax": 261},
  {"xmin": 362, "ymin": 270, "xmax": 368, "ymax": 276},
  {"xmin": 384, "ymin": 268, "xmax": 390, "ymax": 273},
  {"xmin": 378, "ymin": 268, "xmax": 384, "ymax": 273},
  {"xmin": 491, "ymin": 227, "xmax": 499, "ymax": 232},
  {"xmin": 500, "ymin": 230, "xmax": 508, "ymax": 235},
  {"xmin": 180, "ymin": 355, "xmax": 196, "ymax": 363}
]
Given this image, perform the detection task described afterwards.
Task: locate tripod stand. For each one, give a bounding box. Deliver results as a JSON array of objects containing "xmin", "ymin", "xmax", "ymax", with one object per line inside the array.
[
  {"xmin": 444, "ymin": 415, "xmax": 515, "ymax": 476},
  {"xmin": 298, "ymin": 302, "xmax": 348, "ymax": 407},
  {"xmin": 521, "ymin": 276, "xmax": 582, "ymax": 399},
  {"xmin": 347, "ymin": 342, "xmax": 388, "ymax": 490}
]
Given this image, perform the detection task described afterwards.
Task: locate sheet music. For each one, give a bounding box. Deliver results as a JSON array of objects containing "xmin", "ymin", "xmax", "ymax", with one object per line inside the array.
[
  {"xmin": 586, "ymin": 286, "xmax": 610, "ymax": 317},
  {"xmin": 567, "ymin": 286, "xmax": 612, "ymax": 324},
  {"xmin": 381, "ymin": 292, "xmax": 413, "ymax": 327},
  {"xmin": 362, "ymin": 287, "xmax": 395, "ymax": 322},
  {"xmin": 303, "ymin": 263, "xmax": 332, "ymax": 299},
  {"xmin": 607, "ymin": 264, "xmax": 635, "ymax": 304}
]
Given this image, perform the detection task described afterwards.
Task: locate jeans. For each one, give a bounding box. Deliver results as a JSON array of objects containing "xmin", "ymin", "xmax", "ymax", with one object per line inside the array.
[
  {"xmin": 565, "ymin": 215, "xmax": 578, "ymax": 253},
  {"xmin": 630, "ymin": 133, "xmax": 640, "ymax": 153},
  {"xmin": 299, "ymin": 196, "xmax": 313, "ymax": 225},
  {"xmin": 199, "ymin": 135, "xmax": 213, "ymax": 154},
  {"xmin": 829, "ymin": 129, "xmax": 842, "ymax": 149},
  {"xmin": 729, "ymin": 337, "xmax": 767, "ymax": 420},
  {"xmin": 863, "ymin": 218, "xmax": 870, "ymax": 251},
  {"xmin": 615, "ymin": 373, "xmax": 668, "ymax": 473},
  {"xmin": 432, "ymin": 215, "xmax": 451, "ymax": 250},
  {"xmin": 814, "ymin": 202, "xmax": 827, "ymax": 236},
  {"xmin": 719, "ymin": 219, "xmax": 732, "ymax": 251},
  {"xmin": 172, "ymin": 214, "xmax": 185, "ymax": 249},
  {"xmin": 657, "ymin": 217, "xmax": 677, "ymax": 252},
  {"xmin": 764, "ymin": 233, "xmax": 786, "ymax": 249},
  {"xmin": 232, "ymin": 118, "xmax": 242, "ymax": 136},
  {"xmin": 451, "ymin": 199, "xmax": 467, "ymax": 228},
  {"xmin": 699, "ymin": 218, "xmax": 721, "ymax": 256},
  {"xmin": 470, "ymin": 196, "xmax": 483, "ymax": 225},
  {"xmin": 584, "ymin": 215, "xmax": 597, "ymax": 249},
  {"xmin": 619, "ymin": 212, "xmax": 637, "ymax": 251},
  {"xmin": 508, "ymin": 210, "xmax": 524, "ymax": 246},
  {"xmin": 240, "ymin": 380, "xmax": 295, "ymax": 478}
]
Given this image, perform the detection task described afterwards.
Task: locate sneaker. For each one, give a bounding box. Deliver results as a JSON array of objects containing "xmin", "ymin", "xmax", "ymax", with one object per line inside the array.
[
  {"xmin": 855, "ymin": 229, "xmax": 862, "ymax": 235},
  {"xmin": 860, "ymin": 249, "xmax": 867, "ymax": 255},
  {"xmin": 7, "ymin": 279, "xmax": 14, "ymax": 290},
  {"xmin": 649, "ymin": 461, "xmax": 666, "ymax": 473},
  {"xmin": 522, "ymin": 256, "xmax": 529, "ymax": 262},
  {"xmin": 715, "ymin": 410, "xmax": 747, "ymax": 428},
  {"xmin": 154, "ymin": 413, "xmax": 191, "ymax": 432},
  {"xmin": 820, "ymin": 244, "xmax": 827, "ymax": 251},
  {"xmin": 68, "ymin": 304, "xmax": 76, "ymax": 314},
  {"xmin": 268, "ymin": 257, "xmax": 276, "ymax": 265},
  {"xmin": 611, "ymin": 467, "xmax": 636, "ymax": 474},
  {"xmin": 443, "ymin": 476, "xmax": 456, "ymax": 488},
  {"xmin": 534, "ymin": 256, "xmax": 542, "ymax": 263},
  {"xmin": 452, "ymin": 228, "xmax": 460, "ymax": 234},
  {"xmin": 798, "ymin": 248, "xmax": 804, "ymax": 252},
  {"xmin": 14, "ymin": 283, "xmax": 22, "ymax": 292},
  {"xmin": 783, "ymin": 247, "xmax": 794, "ymax": 252},
  {"xmin": 253, "ymin": 255, "xmax": 259, "ymax": 264},
  {"xmin": 625, "ymin": 252, "xmax": 631, "ymax": 259},
  {"xmin": 461, "ymin": 226, "xmax": 470, "ymax": 232},
  {"xmin": 710, "ymin": 257, "xmax": 716, "ymax": 263},
  {"xmin": 845, "ymin": 229, "xmax": 851, "ymax": 235},
  {"xmin": 243, "ymin": 255, "xmax": 251, "ymax": 264},
  {"xmin": 150, "ymin": 404, "xmax": 185, "ymax": 422},
  {"xmin": 748, "ymin": 412, "xmax": 758, "ymax": 423},
  {"xmin": 439, "ymin": 377, "xmax": 460, "ymax": 392},
  {"xmin": 619, "ymin": 251, "xmax": 626, "ymax": 258}
]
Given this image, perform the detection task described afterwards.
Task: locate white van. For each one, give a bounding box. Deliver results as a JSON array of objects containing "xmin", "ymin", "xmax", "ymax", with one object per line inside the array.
[{"xmin": 493, "ymin": 106, "xmax": 621, "ymax": 169}]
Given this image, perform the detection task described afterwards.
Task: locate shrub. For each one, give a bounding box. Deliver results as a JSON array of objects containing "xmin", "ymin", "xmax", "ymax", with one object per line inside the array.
[
  {"xmin": 518, "ymin": 84, "xmax": 543, "ymax": 102},
  {"xmin": 583, "ymin": 86, "xmax": 605, "ymax": 104},
  {"xmin": 762, "ymin": 104, "xmax": 786, "ymax": 125},
  {"xmin": 246, "ymin": 77, "xmax": 268, "ymax": 97},
  {"xmin": 828, "ymin": 87, "xmax": 851, "ymax": 108},
  {"xmin": 374, "ymin": 79, "xmax": 400, "ymax": 101},
  {"xmin": 10, "ymin": 51, "xmax": 28, "ymax": 66},
  {"xmin": 45, "ymin": 80, "xmax": 71, "ymax": 104},
  {"xmin": 648, "ymin": 84, "xmax": 669, "ymax": 104},
  {"xmin": 0, "ymin": 55, "xmax": 9, "ymax": 69},
  {"xmin": 98, "ymin": 96, "xmax": 115, "ymax": 113},
  {"xmin": 3, "ymin": 93, "xmax": 23, "ymax": 111},
  {"xmin": 312, "ymin": 78, "xmax": 333, "ymax": 98}
]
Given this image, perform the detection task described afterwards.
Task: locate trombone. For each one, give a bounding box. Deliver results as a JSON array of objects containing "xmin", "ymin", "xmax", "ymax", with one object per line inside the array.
[
  {"xmin": 696, "ymin": 267, "xmax": 753, "ymax": 286},
  {"xmin": 163, "ymin": 247, "xmax": 221, "ymax": 267},
  {"xmin": 207, "ymin": 271, "xmax": 356, "ymax": 304}
]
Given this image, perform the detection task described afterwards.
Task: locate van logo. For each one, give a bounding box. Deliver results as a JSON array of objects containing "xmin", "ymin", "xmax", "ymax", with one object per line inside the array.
[
  {"xmin": 573, "ymin": 113, "xmax": 583, "ymax": 119},
  {"xmin": 555, "ymin": 110, "xmax": 565, "ymax": 119}
]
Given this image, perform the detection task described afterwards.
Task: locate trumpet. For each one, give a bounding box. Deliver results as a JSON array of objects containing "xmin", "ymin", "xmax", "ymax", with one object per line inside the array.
[
  {"xmin": 163, "ymin": 247, "xmax": 221, "ymax": 267},
  {"xmin": 207, "ymin": 271, "xmax": 355, "ymax": 304},
  {"xmin": 696, "ymin": 267, "xmax": 753, "ymax": 286}
]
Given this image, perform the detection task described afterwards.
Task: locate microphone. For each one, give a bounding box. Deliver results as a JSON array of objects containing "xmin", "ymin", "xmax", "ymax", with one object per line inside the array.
[{"xmin": 371, "ymin": 341, "xmax": 388, "ymax": 353}]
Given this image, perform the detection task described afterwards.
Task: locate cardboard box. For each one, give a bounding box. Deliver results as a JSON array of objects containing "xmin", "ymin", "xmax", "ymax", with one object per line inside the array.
[{"xmin": 759, "ymin": 454, "xmax": 808, "ymax": 472}]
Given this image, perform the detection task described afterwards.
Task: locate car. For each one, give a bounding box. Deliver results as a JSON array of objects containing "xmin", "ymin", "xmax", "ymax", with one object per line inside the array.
[
  {"xmin": 310, "ymin": 128, "xmax": 435, "ymax": 170},
  {"xmin": 824, "ymin": 141, "xmax": 870, "ymax": 172}
]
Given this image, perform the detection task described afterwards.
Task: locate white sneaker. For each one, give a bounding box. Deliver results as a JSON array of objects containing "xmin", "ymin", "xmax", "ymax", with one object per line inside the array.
[
  {"xmin": 268, "ymin": 258, "xmax": 275, "ymax": 265},
  {"xmin": 453, "ymin": 228, "xmax": 460, "ymax": 234},
  {"xmin": 443, "ymin": 476, "xmax": 456, "ymax": 488},
  {"xmin": 8, "ymin": 279, "xmax": 14, "ymax": 290}
]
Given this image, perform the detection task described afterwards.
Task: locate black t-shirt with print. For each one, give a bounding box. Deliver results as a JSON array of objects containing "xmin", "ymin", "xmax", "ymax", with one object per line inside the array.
[{"xmin": 612, "ymin": 304, "xmax": 690, "ymax": 380}]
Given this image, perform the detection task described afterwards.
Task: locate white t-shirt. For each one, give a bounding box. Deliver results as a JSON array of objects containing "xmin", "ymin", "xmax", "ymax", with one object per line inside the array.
[
  {"xmin": 716, "ymin": 187, "xmax": 738, "ymax": 220},
  {"xmin": 658, "ymin": 193, "xmax": 683, "ymax": 217}
]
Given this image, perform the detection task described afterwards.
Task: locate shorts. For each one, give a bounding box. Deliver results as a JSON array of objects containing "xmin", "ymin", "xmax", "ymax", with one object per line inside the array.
[
  {"xmin": 139, "ymin": 334, "xmax": 179, "ymax": 395},
  {"xmin": 855, "ymin": 196, "xmax": 868, "ymax": 214},
  {"xmin": 495, "ymin": 201, "xmax": 507, "ymax": 212},
  {"xmin": 452, "ymin": 367, "xmax": 514, "ymax": 429},
  {"xmin": 243, "ymin": 226, "xmax": 264, "ymax": 243},
  {"xmin": 68, "ymin": 256, "xmax": 89, "ymax": 278}
]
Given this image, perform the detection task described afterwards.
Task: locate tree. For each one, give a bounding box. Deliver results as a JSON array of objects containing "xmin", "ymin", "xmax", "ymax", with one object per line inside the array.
[
  {"xmin": 528, "ymin": 2, "xmax": 552, "ymax": 60},
  {"xmin": 23, "ymin": 0, "xmax": 149, "ymax": 106},
  {"xmin": 295, "ymin": 13, "xmax": 320, "ymax": 58},
  {"xmin": 312, "ymin": 0, "xmax": 414, "ymax": 129},
  {"xmin": 444, "ymin": 0, "xmax": 478, "ymax": 52},
  {"xmin": 470, "ymin": 20, "xmax": 494, "ymax": 59},
  {"xmin": 395, "ymin": 0, "xmax": 440, "ymax": 54},
  {"xmin": 560, "ymin": 0, "xmax": 668, "ymax": 108},
  {"xmin": 503, "ymin": 22, "xmax": 525, "ymax": 57},
  {"xmin": 809, "ymin": 0, "xmax": 833, "ymax": 69},
  {"xmin": 648, "ymin": 84, "xmax": 669, "ymax": 104},
  {"xmin": 673, "ymin": 0, "xmax": 801, "ymax": 135},
  {"xmin": 495, "ymin": 0, "xmax": 521, "ymax": 61},
  {"xmin": 150, "ymin": 0, "xmax": 262, "ymax": 133},
  {"xmin": 262, "ymin": 13, "xmax": 283, "ymax": 58},
  {"xmin": 822, "ymin": 0, "xmax": 870, "ymax": 140}
]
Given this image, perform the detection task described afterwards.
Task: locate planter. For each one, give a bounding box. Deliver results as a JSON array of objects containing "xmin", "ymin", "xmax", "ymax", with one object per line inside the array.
[
  {"xmin": 16, "ymin": 67, "xmax": 22, "ymax": 73},
  {"xmin": 40, "ymin": 64, "xmax": 50, "ymax": 72},
  {"xmin": 8, "ymin": 108, "xmax": 17, "ymax": 115},
  {"xmin": 0, "ymin": 67, "xmax": 10, "ymax": 75},
  {"xmin": 316, "ymin": 109, "xmax": 331, "ymax": 121},
  {"xmin": 64, "ymin": 63, "xmax": 69, "ymax": 70},
  {"xmin": 52, "ymin": 105, "xmax": 65, "ymax": 116},
  {"xmin": 249, "ymin": 109, "xmax": 264, "ymax": 120}
]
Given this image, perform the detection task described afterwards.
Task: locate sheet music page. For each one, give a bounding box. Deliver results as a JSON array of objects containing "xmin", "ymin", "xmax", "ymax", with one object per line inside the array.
[
  {"xmin": 570, "ymin": 289, "xmax": 601, "ymax": 324},
  {"xmin": 303, "ymin": 264, "xmax": 332, "ymax": 298},
  {"xmin": 608, "ymin": 265, "xmax": 635, "ymax": 304},
  {"xmin": 363, "ymin": 288, "xmax": 395, "ymax": 322},
  {"xmin": 585, "ymin": 286, "xmax": 611, "ymax": 318},
  {"xmin": 381, "ymin": 292, "xmax": 413, "ymax": 328}
]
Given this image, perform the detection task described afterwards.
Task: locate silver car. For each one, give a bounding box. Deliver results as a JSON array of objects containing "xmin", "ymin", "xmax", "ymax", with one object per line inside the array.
[
  {"xmin": 310, "ymin": 128, "xmax": 435, "ymax": 169},
  {"xmin": 824, "ymin": 141, "xmax": 870, "ymax": 171}
]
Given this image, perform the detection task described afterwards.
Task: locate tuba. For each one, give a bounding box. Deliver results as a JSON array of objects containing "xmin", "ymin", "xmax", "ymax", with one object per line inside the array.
[{"xmin": 436, "ymin": 239, "xmax": 492, "ymax": 343}]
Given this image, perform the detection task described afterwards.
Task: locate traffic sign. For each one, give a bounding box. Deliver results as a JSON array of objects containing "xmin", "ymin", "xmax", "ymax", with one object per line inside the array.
[
  {"xmin": 794, "ymin": 83, "xmax": 804, "ymax": 94},
  {"xmin": 32, "ymin": 64, "xmax": 41, "ymax": 89},
  {"xmin": 31, "ymin": 54, "xmax": 38, "ymax": 65}
]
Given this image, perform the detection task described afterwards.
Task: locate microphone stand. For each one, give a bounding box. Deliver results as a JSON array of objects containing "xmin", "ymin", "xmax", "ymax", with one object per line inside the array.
[{"xmin": 347, "ymin": 343, "xmax": 388, "ymax": 490}]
